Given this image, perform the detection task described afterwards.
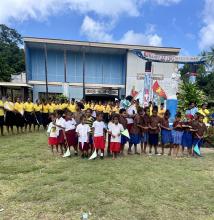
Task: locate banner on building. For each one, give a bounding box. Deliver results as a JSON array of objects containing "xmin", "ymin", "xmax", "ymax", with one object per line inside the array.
[
  {"xmin": 152, "ymin": 81, "xmax": 167, "ymax": 99},
  {"xmin": 133, "ymin": 50, "xmax": 206, "ymax": 64},
  {"xmin": 85, "ymin": 88, "xmax": 118, "ymax": 96},
  {"xmin": 143, "ymin": 72, "xmax": 152, "ymax": 107}
]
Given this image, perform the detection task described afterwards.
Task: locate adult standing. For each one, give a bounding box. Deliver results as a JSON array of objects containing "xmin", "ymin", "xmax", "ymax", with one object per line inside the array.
[
  {"xmin": 198, "ymin": 103, "xmax": 210, "ymax": 124},
  {"xmin": 0, "ymin": 96, "xmax": 4, "ymax": 136},
  {"xmin": 24, "ymin": 98, "xmax": 34, "ymax": 132},
  {"xmin": 4, "ymin": 96, "xmax": 15, "ymax": 134},
  {"xmin": 14, "ymin": 97, "xmax": 25, "ymax": 133}
]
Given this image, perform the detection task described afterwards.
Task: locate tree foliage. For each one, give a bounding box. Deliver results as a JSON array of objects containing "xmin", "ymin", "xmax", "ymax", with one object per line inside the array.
[
  {"xmin": 0, "ymin": 24, "xmax": 25, "ymax": 81},
  {"xmin": 177, "ymin": 82, "xmax": 207, "ymax": 114}
]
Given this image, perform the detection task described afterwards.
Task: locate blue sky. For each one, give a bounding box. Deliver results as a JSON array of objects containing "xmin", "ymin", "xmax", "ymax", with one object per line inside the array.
[{"xmin": 1, "ymin": 0, "xmax": 214, "ymax": 55}]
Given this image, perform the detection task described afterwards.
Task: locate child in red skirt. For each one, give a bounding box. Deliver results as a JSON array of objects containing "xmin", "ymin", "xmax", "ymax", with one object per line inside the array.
[
  {"xmin": 108, "ymin": 115, "xmax": 124, "ymax": 159},
  {"xmin": 55, "ymin": 110, "xmax": 66, "ymax": 155},
  {"xmin": 47, "ymin": 113, "xmax": 59, "ymax": 154},
  {"xmin": 92, "ymin": 113, "xmax": 106, "ymax": 159},
  {"xmin": 64, "ymin": 111, "xmax": 78, "ymax": 154},
  {"xmin": 76, "ymin": 115, "xmax": 90, "ymax": 158}
]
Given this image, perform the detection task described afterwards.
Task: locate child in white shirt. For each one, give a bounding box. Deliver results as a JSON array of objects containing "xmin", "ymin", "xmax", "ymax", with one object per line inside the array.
[
  {"xmin": 76, "ymin": 115, "xmax": 90, "ymax": 158},
  {"xmin": 92, "ymin": 113, "xmax": 106, "ymax": 159},
  {"xmin": 108, "ymin": 115, "xmax": 124, "ymax": 159}
]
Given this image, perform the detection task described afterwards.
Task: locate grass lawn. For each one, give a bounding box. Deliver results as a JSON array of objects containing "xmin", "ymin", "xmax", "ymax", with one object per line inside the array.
[{"xmin": 0, "ymin": 131, "xmax": 214, "ymax": 220}]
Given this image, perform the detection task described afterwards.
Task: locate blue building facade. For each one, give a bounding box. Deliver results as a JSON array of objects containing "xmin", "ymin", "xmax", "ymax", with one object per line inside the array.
[{"xmin": 24, "ymin": 37, "xmax": 180, "ymax": 101}]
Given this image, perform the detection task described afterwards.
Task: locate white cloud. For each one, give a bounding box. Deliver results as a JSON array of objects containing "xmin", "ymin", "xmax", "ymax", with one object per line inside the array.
[
  {"xmin": 152, "ymin": 0, "xmax": 182, "ymax": 6},
  {"xmin": 80, "ymin": 16, "xmax": 113, "ymax": 42},
  {"xmin": 199, "ymin": 0, "xmax": 214, "ymax": 50},
  {"xmin": 81, "ymin": 16, "xmax": 162, "ymax": 46},
  {"xmin": 0, "ymin": 0, "xmax": 141, "ymax": 23}
]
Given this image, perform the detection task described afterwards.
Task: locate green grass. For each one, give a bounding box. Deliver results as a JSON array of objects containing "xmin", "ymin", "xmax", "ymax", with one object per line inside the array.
[{"xmin": 0, "ymin": 131, "xmax": 214, "ymax": 220}]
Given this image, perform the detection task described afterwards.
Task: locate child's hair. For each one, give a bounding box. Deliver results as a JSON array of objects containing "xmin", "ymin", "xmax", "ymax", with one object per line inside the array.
[
  {"xmin": 80, "ymin": 115, "xmax": 86, "ymax": 121},
  {"xmin": 198, "ymin": 113, "xmax": 204, "ymax": 119},
  {"xmin": 164, "ymin": 109, "xmax": 171, "ymax": 118},
  {"xmin": 152, "ymin": 105, "xmax": 158, "ymax": 112},
  {"xmin": 144, "ymin": 106, "xmax": 149, "ymax": 112},
  {"xmin": 86, "ymin": 108, "xmax": 92, "ymax": 113},
  {"xmin": 56, "ymin": 110, "xmax": 63, "ymax": 117},
  {"xmin": 137, "ymin": 107, "xmax": 144, "ymax": 114},
  {"xmin": 119, "ymin": 108, "xmax": 126, "ymax": 114},
  {"xmin": 112, "ymin": 114, "xmax": 119, "ymax": 120},
  {"xmin": 96, "ymin": 112, "xmax": 103, "ymax": 118}
]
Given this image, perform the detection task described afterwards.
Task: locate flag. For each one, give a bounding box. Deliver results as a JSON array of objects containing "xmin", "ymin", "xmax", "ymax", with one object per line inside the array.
[
  {"xmin": 152, "ymin": 81, "xmax": 167, "ymax": 99},
  {"xmin": 131, "ymin": 86, "xmax": 139, "ymax": 98},
  {"xmin": 121, "ymin": 129, "xmax": 130, "ymax": 139},
  {"xmin": 63, "ymin": 148, "xmax": 71, "ymax": 157},
  {"xmin": 88, "ymin": 149, "xmax": 97, "ymax": 160},
  {"xmin": 193, "ymin": 143, "xmax": 201, "ymax": 156}
]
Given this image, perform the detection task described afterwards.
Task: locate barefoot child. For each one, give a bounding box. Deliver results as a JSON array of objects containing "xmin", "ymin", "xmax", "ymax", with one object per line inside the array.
[
  {"xmin": 192, "ymin": 113, "xmax": 207, "ymax": 156},
  {"xmin": 92, "ymin": 113, "xmax": 106, "ymax": 159},
  {"xmin": 160, "ymin": 110, "xmax": 172, "ymax": 155},
  {"xmin": 55, "ymin": 110, "xmax": 66, "ymax": 155},
  {"xmin": 148, "ymin": 106, "xmax": 162, "ymax": 155},
  {"xmin": 107, "ymin": 115, "xmax": 114, "ymax": 156},
  {"xmin": 108, "ymin": 115, "xmax": 124, "ymax": 159},
  {"xmin": 47, "ymin": 113, "xmax": 59, "ymax": 154},
  {"xmin": 119, "ymin": 108, "xmax": 128, "ymax": 155},
  {"xmin": 172, "ymin": 112, "xmax": 183, "ymax": 157},
  {"xmin": 141, "ymin": 107, "xmax": 150, "ymax": 154},
  {"xmin": 76, "ymin": 115, "xmax": 90, "ymax": 158},
  {"xmin": 64, "ymin": 111, "xmax": 77, "ymax": 153}
]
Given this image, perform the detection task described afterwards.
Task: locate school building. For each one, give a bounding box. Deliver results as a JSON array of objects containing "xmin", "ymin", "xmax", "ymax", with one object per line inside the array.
[{"xmin": 23, "ymin": 37, "xmax": 180, "ymax": 101}]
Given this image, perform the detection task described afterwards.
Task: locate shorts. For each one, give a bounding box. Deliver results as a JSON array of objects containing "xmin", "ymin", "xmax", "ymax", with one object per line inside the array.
[
  {"xmin": 149, "ymin": 133, "xmax": 159, "ymax": 146},
  {"xmin": 141, "ymin": 132, "xmax": 149, "ymax": 143}
]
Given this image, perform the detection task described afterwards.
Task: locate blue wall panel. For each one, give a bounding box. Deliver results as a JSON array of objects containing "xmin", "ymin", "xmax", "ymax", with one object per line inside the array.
[{"xmin": 27, "ymin": 46, "xmax": 125, "ymax": 85}]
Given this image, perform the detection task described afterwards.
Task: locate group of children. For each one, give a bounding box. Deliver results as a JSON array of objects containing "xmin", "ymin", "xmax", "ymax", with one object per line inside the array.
[{"xmin": 47, "ymin": 103, "xmax": 208, "ymax": 160}]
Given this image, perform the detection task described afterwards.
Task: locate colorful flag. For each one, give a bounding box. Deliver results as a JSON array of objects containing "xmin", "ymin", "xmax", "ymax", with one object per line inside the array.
[
  {"xmin": 152, "ymin": 81, "xmax": 167, "ymax": 99},
  {"xmin": 193, "ymin": 143, "xmax": 201, "ymax": 156},
  {"xmin": 63, "ymin": 148, "xmax": 71, "ymax": 157},
  {"xmin": 121, "ymin": 129, "xmax": 130, "ymax": 139},
  {"xmin": 88, "ymin": 149, "xmax": 97, "ymax": 160}
]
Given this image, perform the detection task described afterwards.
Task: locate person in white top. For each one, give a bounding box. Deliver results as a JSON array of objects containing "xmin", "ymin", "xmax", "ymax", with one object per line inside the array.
[
  {"xmin": 92, "ymin": 113, "xmax": 106, "ymax": 159},
  {"xmin": 55, "ymin": 110, "xmax": 66, "ymax": 155},
  {"xmin": 108, "ymin": 115, "xmax": 124, "ymax": 159},
  {"xmin": 107, "ymin": 116, "xmax": 114, "ymax": 156},
  {"xmin": 47, "ymin": 113, "xmax": 59, "ymax": 154},
  {"xmin": 126, "ymin": 99, "xmax": 137, "ymax": 130},
  {"xmin": 64, "ymin": 112, "xmax": 78, "ymax": 154},
  {"xmin": 76, "ymin": 115, "xmax": 90, "ymax": 158}
]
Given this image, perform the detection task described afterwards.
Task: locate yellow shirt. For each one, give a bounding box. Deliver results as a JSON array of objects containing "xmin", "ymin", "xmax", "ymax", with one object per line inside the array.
[
  {"xmin": 34, "ymin": 104, "xmax": 42, "ymax": 112},
  {"xmin": 112, "ymin": 106, "xmax": 119, "ymax": 113},
  {"xmin": 4, "ymin": 101, "xmax": 15, "ymax": 111},
  {"xmin": 42, "ymin": 104, "xmax": 49, "ymax": 113},
  {"xmin": 24, "ymin": 102, "xmax": 34, "ymax": 112},
  {"xmin": 158, "ymin": 109, "xmax": 166, "ymax": 118},
  {"xmin": 61, "ymin": 103, "xmax": 68, "ymax": 110},
  {"xmin": 0, "ymin": 100, "xmax": 4, "ymax": 116},
  {"xmin": 95, "ymin": 105, "xmax": 104, "ymax": 112},
  {"xmin": 84, "ymin": 103, "xmax": 90, "ymax": 110},
  {"xmin": 90, "ymin": 104, "xmax": 95, "ymax": 110},
  {"xmin": 14, "ymin": 102, "xmax": 24, "ymax": 114},
  {"xmin": 68, "ymin": 104, "xmax": 76, "ymax": 112},
  {"xmin": 48, "ymin": 104, "xmax": 54, "ymax": 113},
  {"xmin": 103, "ymin": 105, "xmax": 111, "ymax": 113},
  {"xmin": 198, "ymin": 109, "xmax": 210, "ymax": 124}
]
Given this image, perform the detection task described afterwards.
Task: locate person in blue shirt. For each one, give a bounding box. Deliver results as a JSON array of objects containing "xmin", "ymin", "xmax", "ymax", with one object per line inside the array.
[{"xmin": 190, "ymin": 102, "xmax": 198, "ymax": 116}]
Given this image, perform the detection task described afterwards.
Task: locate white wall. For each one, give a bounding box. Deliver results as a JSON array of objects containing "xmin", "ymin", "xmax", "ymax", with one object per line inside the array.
[{"xmin": 126, "ymin": 51, "xmax": 180, "ymax": 101}]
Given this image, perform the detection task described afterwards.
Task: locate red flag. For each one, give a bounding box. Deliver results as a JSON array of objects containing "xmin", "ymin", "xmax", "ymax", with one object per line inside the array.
[
  {"xmin": 131, "ymin": 86, "xmax": 139, "ymax": 98},
  {"xmin": 152, "ymin": 81, "xmax": 167, "ymax": 99}
]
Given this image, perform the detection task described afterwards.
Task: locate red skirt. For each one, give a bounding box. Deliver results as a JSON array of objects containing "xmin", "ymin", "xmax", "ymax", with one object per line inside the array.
[
  {"xmin": 127, "ymin": 123, "xmax": 133, "ymax": 133},
  {"xmin": 48, "ymin": 137, "xmax": 58, "ymax": 145},
  {"xmin": 65, "ymin": 129, "xmax": 77, "ymax": 146},
  {"xmin": 110, "ymin": 142, "xmax": 121, "ymax": 153},
  {"xmin": 79, "ymin": 142, "xmax": 89, "ymax": 151},
  {"xmin": 58, "ymin": 130, "xmax": 65, "ymax": 144},
  {"xmin": 93, "ymin": 136, "xmax": 105, "ymax": 150}
]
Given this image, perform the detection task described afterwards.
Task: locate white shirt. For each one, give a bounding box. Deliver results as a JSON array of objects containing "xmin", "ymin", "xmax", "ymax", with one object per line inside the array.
[
  {"xmin": 108, "ymin": 121, "xmax": 114, "ymax": 131},
  {"xmin": 109, "ymin": 123, "xmax": 124, "ymax": 143},
  {"xmin": 47, "ymin": 122, "xmax": 59, "ymax": 138},
  {"xmin": 64, "ymin": 118, "xmax": 76, "ymax": 131},
  {"xmin": 76, "ymin": 123, "xmax": 90, "ymax": 143},
  {"xmin": 92, "ymin": 121, "xmax": 105, "ymax": 137},
  {"xmin": 126, "ymin": 105, "xmax": 137, "ymax": 124},
  {"xmin": 56, "ymin": 117, "xmax": 66, "ymax": 130}
]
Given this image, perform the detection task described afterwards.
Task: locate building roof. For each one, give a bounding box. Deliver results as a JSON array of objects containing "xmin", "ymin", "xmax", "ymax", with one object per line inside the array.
[
  {"xmin": 0, "ymin": 82, "xmax": 32, "ymax": 88},
  {"xmin": 23, "ymin": 37, "xmax": 180, "ymax": 54}
]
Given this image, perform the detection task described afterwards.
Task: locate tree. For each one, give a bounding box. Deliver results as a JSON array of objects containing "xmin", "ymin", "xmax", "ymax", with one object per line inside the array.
[
  {"xmin": 0, "ymin": 24, "xmax": 25, "ymax": 81},
  {"xmin": 177, "ymin": 82, "xmax": 207, "ymax": 114}
]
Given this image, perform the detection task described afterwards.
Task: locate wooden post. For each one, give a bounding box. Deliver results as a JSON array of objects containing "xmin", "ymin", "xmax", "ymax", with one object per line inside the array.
[{"xmin": 64, "ymin": 49, "xmax": 67, "ymax": 83}]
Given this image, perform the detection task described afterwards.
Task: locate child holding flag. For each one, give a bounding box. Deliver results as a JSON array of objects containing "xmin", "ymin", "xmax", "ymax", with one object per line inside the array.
[
  {"xmin": 108, "ymin": 115, "xmax": 124, "ymax": 159},
  {"xmin": 119, "ymin": 108, "xmax": 128, "ymax": 155}
]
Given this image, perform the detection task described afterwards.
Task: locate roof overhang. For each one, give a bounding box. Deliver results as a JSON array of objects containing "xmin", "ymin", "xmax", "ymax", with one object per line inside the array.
[
  {"xmin": 0, "ymin": 82, "xmax": 33, "ymax": 88},
  {"xmin": 24, "ymin": 37, "xmax": 180, "ymax": 55}
]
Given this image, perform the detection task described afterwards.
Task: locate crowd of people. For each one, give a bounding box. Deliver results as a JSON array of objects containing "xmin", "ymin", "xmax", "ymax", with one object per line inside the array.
[{"xmin": 0, "ymin": 95, "xmax": 212, "ymax": 159}]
